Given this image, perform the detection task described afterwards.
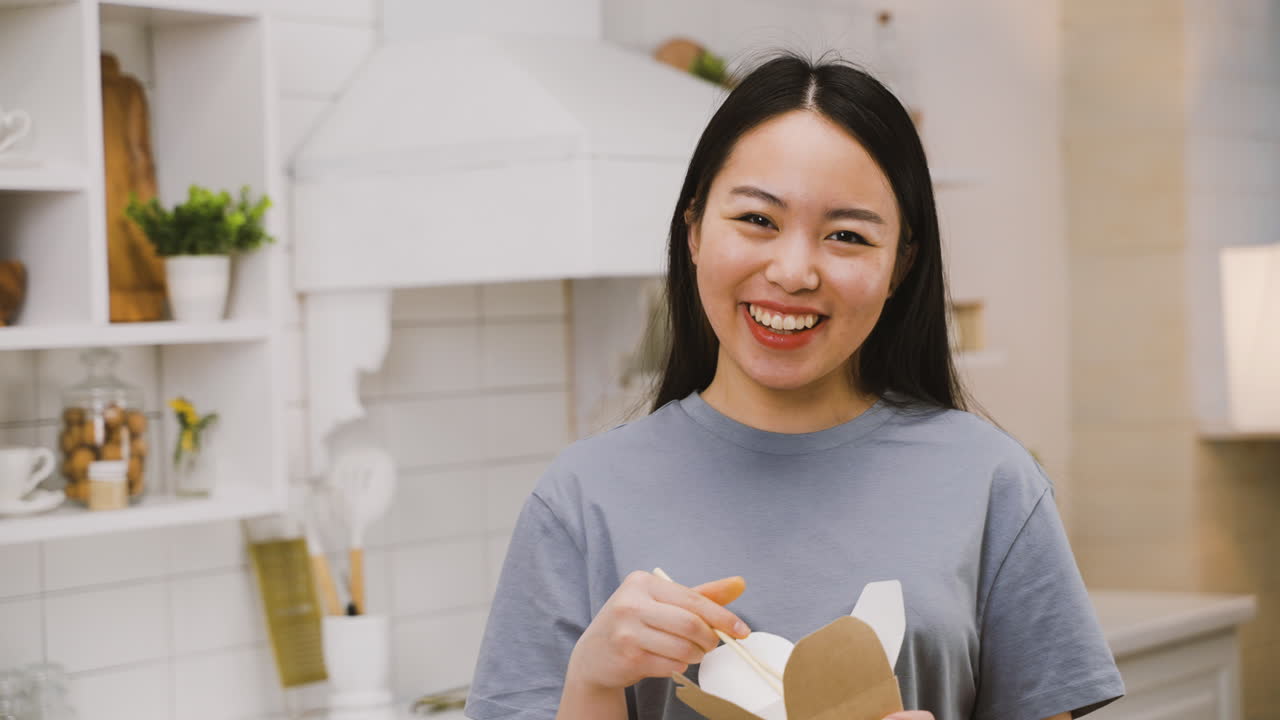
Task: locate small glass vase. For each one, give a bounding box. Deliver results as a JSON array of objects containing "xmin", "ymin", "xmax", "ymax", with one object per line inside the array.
[{"xmin": 173, "ymin": 447, "xmax": 216, "ymax": 497}]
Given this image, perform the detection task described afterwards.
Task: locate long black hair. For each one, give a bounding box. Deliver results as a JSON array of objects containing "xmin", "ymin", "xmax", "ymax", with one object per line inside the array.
[{"xmin": 651, "ymin": 51, "xmax": 969, "ymax": 413}]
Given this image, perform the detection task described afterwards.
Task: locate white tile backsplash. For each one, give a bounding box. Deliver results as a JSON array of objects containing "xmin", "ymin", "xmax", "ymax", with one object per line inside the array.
[
  {"xmin": 481, "ymin": 321, "xmax": 568, "ymax": 388},
  {"xmin": 72, "ymin": 661, "xmax": 172, "ymax": 720},
  {"xmin": 44, "ymin": 582, "xmax": 169, "ymax": 673},
  {"xmin": 169, "ymin": 521, "xmax": 248, "ymax": 574},
  {"xmin": 0, "ymin": 597, "xmax": 43, "ymax": 668},
  {"xmin": 43, "ymin": 528, "xmax": 170, "ymax": 592},
  {"xmin": 392, "ymin": 608, "xmax": 489, "ymax": 697},
  {"xmin": 171, "ymin": 569, "xmax": 264, "ymax": 655},
  {"xmin": 0, "ymin": 542, "xmax": 40, "ymax": 599},
  {"xmin": 371, "ymin": 396, "xmax": 489, "ymax": 469},
  {"xmin": 484, "ymin": 391, "xmax": 570, "ymax": 459},
  {"xmin": 366, "ymin": 325, "xmax": 483, "ymax": 397},
  {"xmin": 391, "ymin": 285, "xmax": 482, "ymax": 324},
  {"xmin": 390, "ymin": 538, "xmax": 487, "ymax": 617},
  {"xmin": 362, "ymin": 547, "xmax": 393, "ymax": 616},
  {"xmin": 173, "ymin": 646, "xmax": 283, "ymax": 720},
  {"xmin": 390, "ymin": 467, "xmax": 487, "ymax": 545},
  {"xmin": 486, "ymin": 534, "xmax": 513, "ymax": 601},
  {"xmin": 484, "ymin": 459, "xmax": 547, "ymax": 533}
]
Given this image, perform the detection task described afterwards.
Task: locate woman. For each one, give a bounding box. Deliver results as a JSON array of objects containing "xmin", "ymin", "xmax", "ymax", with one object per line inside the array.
[{"xmin": 465, "ymin": 53, "xmax": 1124, "ymax": 720}]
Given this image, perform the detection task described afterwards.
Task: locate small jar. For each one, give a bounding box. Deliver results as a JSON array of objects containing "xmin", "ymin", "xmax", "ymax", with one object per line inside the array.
[
  {"xmin": 87, "ymin": 460, "xmax": 127, "ymax": 511},
  {"xmin": 59, "ymin": 348, "xmax": 148, "ymax": 503},
  {"xmin": 0, "ymin": 671, "xmax": 27, "ymax": 720},
  {"xmin": 22, "ymin": 662, "xmax": 77, "ymax": 720}
]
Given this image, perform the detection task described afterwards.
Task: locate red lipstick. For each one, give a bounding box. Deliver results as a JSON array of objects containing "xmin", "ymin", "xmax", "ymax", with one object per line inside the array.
[{"xmin": 741, "ymin": 303, "xmax": 823, "ymax": 351}]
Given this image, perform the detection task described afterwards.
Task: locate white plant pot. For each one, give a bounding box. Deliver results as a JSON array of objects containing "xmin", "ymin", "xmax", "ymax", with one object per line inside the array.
[{"xmin": 165, "ymin": 255, "xmax": 230, "ymax": 322}]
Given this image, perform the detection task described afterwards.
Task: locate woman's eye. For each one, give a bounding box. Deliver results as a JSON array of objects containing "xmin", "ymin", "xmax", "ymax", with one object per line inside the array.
[
  {"xmin": 829, "ymin": 230, "xmax": 871, "ymax": 245},
  {"xmin": 735, "ymin": 213, "xmax": 776, "ymax": 229}
]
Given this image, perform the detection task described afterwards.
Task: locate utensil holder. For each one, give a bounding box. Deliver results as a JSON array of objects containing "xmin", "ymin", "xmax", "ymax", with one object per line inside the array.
[{"xmin": 322, "ymin": 614, "xmax": 393, "ymax": 710}]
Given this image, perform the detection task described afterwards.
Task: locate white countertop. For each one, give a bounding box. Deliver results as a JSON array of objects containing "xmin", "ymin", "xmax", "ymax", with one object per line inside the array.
[{"xmin": 1089, "ymin": 589, "xmax": 1256, "ymax": 657}]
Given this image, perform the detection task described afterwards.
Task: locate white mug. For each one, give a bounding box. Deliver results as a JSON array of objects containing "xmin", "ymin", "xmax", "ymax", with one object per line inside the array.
[
  {"xmin": 0, "ymin": 447, "xmax": 55, "ymax": 504},
  {"xmin": 0, "ymin": 107, "xmax": 33, "ymax": 155}
]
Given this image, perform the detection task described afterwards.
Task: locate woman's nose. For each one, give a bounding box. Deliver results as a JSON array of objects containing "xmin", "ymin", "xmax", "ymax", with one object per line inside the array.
[{"xmin": 763, "ymin": 234, "xmax": 820, "ymax": 293}]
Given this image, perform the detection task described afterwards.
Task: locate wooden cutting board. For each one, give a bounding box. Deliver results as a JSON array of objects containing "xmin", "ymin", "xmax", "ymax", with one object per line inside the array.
[{"xmin": 101, "ymin": 52, "xmax": 168, "ymax": 322}]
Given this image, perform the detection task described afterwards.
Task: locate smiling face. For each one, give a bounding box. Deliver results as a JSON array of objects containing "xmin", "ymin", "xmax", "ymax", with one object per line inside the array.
[{"xmin": 688, "ymin": 109, "xmax": 909, "ymax": 396}]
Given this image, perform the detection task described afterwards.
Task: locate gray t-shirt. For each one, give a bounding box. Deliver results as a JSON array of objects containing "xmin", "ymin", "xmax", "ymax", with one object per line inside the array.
[{"xmin": 466, "ymin": 392, "xmax": 1124, "ymax": 720}]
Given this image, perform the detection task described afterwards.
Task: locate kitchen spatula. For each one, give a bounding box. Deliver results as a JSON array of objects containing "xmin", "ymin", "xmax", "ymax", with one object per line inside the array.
[{"xmin": 329, "ymin": 446, "xmax": 396, "ymax": 615}]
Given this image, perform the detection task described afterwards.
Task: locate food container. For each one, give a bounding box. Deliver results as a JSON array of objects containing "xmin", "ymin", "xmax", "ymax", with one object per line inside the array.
[{"xmin": 59, "ymin": 348, "xmax": 148, "ymax": 502}]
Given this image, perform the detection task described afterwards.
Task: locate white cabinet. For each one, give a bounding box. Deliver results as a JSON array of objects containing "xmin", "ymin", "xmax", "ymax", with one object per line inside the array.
[
  {"xmin": 1090, "ymin": 591, "xmax": 1255, "ymax": 720},
  {"xmin": 0, "ymin": 0, "xmax": 287, "ymax": 546}
]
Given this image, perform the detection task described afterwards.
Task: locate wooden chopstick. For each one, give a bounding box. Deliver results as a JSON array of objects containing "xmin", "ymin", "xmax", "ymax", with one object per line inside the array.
[{"xmin": 652, "ymin": 568, "xmax": 785, "ymax": 695}]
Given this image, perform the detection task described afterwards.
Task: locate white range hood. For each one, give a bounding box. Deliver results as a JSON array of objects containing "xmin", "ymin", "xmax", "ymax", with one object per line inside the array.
[
  {"xmin": 291, "ymin": 32, "xmax": 725, "ymax": 471},
  {"xmin": 292, "ymin": 34, "xmax": 726, "ymax": 292}
]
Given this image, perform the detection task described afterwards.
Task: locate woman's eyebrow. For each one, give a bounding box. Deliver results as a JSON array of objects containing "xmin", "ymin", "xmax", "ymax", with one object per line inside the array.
[{"xmin": 729, "ymin": 185, "xmax": 885, "ymax": 225}]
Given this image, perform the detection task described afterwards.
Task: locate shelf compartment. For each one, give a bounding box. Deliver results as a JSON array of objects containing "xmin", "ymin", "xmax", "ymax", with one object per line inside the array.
[
  {"xmin": 0, "ymin": 483, "xmax": 280, "ymax": 546},
  {"xmin": 0, "ymin": 166, "xmax": 91, "ymax": 192},
  {"xmin": 0, "ymin": 191, "xmax": 99, "ymax": 327},
  {"xmin": 0, "ymin": 319, "xmax": 270, "ymax": 350}
]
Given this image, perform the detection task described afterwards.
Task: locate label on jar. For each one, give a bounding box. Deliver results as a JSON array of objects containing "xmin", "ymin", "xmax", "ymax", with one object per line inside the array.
[{"xmin": 89, "ymin": 478, "xmax": 127, "ymax": 511}]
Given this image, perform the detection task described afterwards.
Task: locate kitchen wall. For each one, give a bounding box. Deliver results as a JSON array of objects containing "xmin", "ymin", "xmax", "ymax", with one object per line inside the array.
[{"xmin": 1064, "ymin": 1, "xmax": 1280, "ymax": 716}]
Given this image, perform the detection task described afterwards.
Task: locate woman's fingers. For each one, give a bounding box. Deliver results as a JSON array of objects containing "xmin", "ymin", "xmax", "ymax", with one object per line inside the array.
[
  {"xmin": 692, "ymin": 575, "xmax": 746, "ymax": 606},
  {"xmin": 651, "ymin": 573, "xmax": 751, "ymax": 639},
  {"xmin": 884, "ymin": 713, "xmax": 935, "ymax": 720},
  {"xmin": 641, "ymin": 600, "xmax": 721, "ymax": 653}
]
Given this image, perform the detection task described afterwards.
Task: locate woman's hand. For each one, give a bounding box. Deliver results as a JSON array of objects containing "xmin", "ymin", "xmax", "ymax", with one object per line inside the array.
[
  {"xmin": 885, "ymin": 713, "xmax": 934, "ymax": 720},
  {"xmin": 566, "ymin": 570, "xmax": 750, "ymax": 692}
]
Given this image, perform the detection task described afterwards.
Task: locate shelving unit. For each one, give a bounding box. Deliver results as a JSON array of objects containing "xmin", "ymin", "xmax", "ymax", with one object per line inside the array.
[
  {"xmin": 0, "ymin": 0, "xmax": 286, "ymax": 547},
  {"xmin": 0, "ymin": 484, "xmax": 278, "ymax": 545}
]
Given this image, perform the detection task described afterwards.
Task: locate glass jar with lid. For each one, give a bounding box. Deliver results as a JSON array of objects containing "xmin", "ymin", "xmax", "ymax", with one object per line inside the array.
[
  {"xmin": 22, "ymin": 663, "xmax": 77, "ymax": 720},
  {"xmin": 59, "ymin": 348, "xmax": 149, "ymax": 503}
]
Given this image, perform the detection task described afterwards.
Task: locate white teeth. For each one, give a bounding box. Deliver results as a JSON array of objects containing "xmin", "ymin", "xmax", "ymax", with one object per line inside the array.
[{"xmin": 747, "ymin": 304, "xmax": 821, "ymax": 332}]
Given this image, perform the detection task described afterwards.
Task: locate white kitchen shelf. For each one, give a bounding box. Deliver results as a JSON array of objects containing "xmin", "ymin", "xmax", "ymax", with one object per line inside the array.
[
  {"xmin": 0, "ymin": 165, "xmax": 90, "ymax": 192},
  {"xmin": 0, "ymin": 484, "xmax": 281, "ymax": 546},
  {"xmin": 0, "ymin": 319, "xmax": 271, "ymax": 350},
  {"xmin": 0, "ymin": 0, "xmax": 287, "ymax": 548}
]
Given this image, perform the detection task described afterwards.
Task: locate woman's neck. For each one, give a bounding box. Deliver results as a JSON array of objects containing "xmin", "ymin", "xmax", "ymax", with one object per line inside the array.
[{"xmin": 699, "ymin": 353, "xmax": 879, "ymax": 434}]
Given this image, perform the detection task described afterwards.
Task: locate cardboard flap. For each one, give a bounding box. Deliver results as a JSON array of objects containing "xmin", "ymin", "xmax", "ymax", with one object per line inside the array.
[
  {"xmin": 673, "ymin": 672, "xmax": 766, "ymax": 720},
  {"xmin": 783, "ymin": 616, "xmax": 897, "ymax": 720},
  {"xmin": 804, "ymin": 675, "xmax": 902, "ymax": 720}
]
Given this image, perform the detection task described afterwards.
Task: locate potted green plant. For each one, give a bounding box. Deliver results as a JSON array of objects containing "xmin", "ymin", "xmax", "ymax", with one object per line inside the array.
[{"xmin": 124, "ymin": 184, "xmax": 275, "ymax": 322}]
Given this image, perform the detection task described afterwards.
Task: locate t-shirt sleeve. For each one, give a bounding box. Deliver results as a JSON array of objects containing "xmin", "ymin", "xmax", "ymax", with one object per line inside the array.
[
  {"xmin": 973, "ymin": 468, "xmax": 1126, "ymax": 719},
  {"xmin": 465, "ymin": 492, "xmax": 591, "ymax": 720}
]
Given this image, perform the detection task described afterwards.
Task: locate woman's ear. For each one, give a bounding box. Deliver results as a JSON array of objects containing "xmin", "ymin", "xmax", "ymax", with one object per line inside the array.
[
  {"xmin": 889, "ymin": 240, "xmax": 917, "ymax": 296},
  {"xmin": 685, "ymin": 206, "xmax": 701, "ymax": 265}
]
